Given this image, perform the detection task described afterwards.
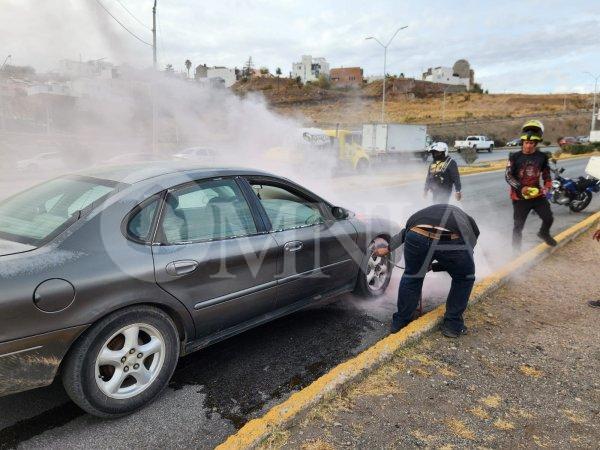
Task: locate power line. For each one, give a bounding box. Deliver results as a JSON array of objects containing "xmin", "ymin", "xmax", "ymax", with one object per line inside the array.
[
  {"xmin": 94, "ymin": 0, "xmax": 152, "ymax": 46},
  {"xmin": 114, "ymin": 0, "xmax": 151, "ymax": 30}
]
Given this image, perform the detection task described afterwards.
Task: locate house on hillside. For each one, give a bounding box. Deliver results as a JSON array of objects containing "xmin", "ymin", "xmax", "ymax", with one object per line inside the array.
[
  {"xmin": 292, "ymin": 55, "xmax": 330, "ymax": 84},
  {"xmin": 422, "ymin": 59, "xmax": 474, "ymax": 90},
  {"xmin": 330, "ymin": 67, "xmax": 363, "ymax": 88},
  {"xmin": 194, "ymin": 64, "xmax": 236, "ymax": 87}
]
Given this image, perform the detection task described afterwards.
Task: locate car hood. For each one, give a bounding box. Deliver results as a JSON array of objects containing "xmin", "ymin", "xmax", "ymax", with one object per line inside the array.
[{"xmin": 0, "ymin": 239, "xmax": 36, "ymax": 257}]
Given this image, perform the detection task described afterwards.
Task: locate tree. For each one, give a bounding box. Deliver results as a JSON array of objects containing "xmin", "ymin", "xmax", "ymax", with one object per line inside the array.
[
  {"xmin": 469, "ymin": 82, "xmax": 484, "ymax": 94},
  {"xmin": 243, "ymin": 56, "xmax": 253, "ymax": 78},
  {"xmin": 184, "ymin": 59, "xmax": 192, "ymax": 78},
  {"xmin": 259, "ymin": 66, "xmax": 269, "ymax": 75},
  {"xmin": 165, "ymin": 63, "xmax": 174, "ymax": 74},
  {"xmin": 276, "ymin": 67, "xmax": 282, "ymax": 91}
]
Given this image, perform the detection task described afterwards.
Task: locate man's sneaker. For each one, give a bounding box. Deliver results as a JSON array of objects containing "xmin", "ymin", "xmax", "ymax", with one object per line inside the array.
[
  {"xmin": 537, "ymin": 232, "xmax": 557, "ymax": 247},
  {"xmin": 588, "ymin": 300, "xmax": 600, "ymax": 308},
  {"xmin": 440, "ymin": 324, "xmax": 468, "ymax": 338}
]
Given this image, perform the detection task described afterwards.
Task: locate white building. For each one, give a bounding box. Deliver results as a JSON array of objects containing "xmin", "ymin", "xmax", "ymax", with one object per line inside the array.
[
  {"xmin": 292, "ymin": 55, "xmax": 330, "ymax": 84},
  {"xmin": 58, "ymin": 59, "xmax": 117, "ymax": 79},
  {"xmin": 206, "ymin": 67, "xmax": 236, "ymax": 87},
  {"xmin": 422, "ymin": 59, "xmax": 473, "ymax": 89}
]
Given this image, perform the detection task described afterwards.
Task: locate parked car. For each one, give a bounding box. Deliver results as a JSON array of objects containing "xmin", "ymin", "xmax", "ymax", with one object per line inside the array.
[
  {"xmin": 453, "ymin": 135, "xmax": 495, "ymax": 153},
  {"xmin": 106, "ymin": 152, "xmax": 165, "ymax": 164},
  {"xmin": 16, "ymin": 152, "xmax": 67, "ymax": 171},
  {"xmin": 558, "ymin": 136, "xmax": 578, "ymax": 148},
  {"xmin": 576, "ymin": 135, "xmax": 590, "ymax": 144},
  {"xmin": 172, "ymin": 146, "xmax": 217, "ymax": 164},
  {"xmin": 506, "ymin": 138, "xmax": 521, "ymax": 147},
  {"xmin": 0, "ymin": 164, "xmax": 397, "ymax": 417}
]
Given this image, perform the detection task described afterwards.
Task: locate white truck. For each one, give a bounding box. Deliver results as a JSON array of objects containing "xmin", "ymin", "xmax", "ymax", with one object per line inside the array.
[
  {"xmin": 362, "ymin": 123, "xmax": 429, "ymax": 160},
  {"xmin": 454, "ymin": 135, "xmax": 495, "ymax": 153}
]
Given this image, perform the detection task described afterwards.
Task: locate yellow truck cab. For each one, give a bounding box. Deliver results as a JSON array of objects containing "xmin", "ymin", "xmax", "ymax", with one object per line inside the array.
[{"xmin": 322, "ymin": 129, "xmax": 370, "ymax": 173}]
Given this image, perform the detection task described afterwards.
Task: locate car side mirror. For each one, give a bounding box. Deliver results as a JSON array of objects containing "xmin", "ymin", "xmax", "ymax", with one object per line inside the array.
[{"xmin": 331, "ymin": 206, "xmax": 349, "ymax": 220}]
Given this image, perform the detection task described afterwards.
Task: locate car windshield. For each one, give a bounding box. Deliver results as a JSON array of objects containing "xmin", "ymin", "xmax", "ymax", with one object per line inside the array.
[{"xmin": 0, "ymin": 175, "xmax": 119, "ymax": 246}]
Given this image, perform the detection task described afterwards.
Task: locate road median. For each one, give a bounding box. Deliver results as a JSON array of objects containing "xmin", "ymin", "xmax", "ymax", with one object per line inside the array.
[{"xmin": 216, "ymin": 210, "xmax": 600, "ymax": 450}]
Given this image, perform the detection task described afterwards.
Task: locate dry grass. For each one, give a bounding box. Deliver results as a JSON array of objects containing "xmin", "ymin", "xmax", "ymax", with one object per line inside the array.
[
  {"xmin": 493, "ymin": 419, "xmax": 515, "ymax": 430},
  {"xmin": 469, "ymin": 406, "xmax": 491, "ymax": 420},
  {"xmin": 519, "ymin": 365, "xmax": 544, "ymax": 378},
  {"xmin": 274, "ymin": 93, "xmax": 592, "ymax": 125},
  {"xmin": 480, "ymin": 394, "xmax": 502, "ymax": 408},
  {"xmin": 300, "ymin": 439, "xmax": 336, "ymax": 450},
  {"xmin": 445, "ymin": 418, "xmax": 475, "ymax": 440}
]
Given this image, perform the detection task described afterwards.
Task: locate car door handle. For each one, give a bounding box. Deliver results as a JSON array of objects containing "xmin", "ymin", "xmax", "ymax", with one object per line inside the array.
[
  {"xmin": 166, "ymin": 260, "xmax": 199, "ymax": 277},
  {"xmin": 284, "ymin": 241, "xmax": 303, "ymax": 252}
]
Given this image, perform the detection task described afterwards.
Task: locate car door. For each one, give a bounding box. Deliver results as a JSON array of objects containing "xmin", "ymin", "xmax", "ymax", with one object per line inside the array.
[
  {"xmin": 242, "ymin": 176, "xmax": 359, "ymax": 311},
  {"xmin": 151, "ymin": 177, "xmax": 280, "ymax": 338}
]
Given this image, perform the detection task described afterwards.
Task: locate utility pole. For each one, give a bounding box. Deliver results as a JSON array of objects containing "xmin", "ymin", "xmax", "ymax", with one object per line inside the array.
[
  {"xmin": 366, "ymin": 26, "xmax": 408, "ymax": 123},
  {"xmin": 584, "ymin": 72, "xmax": 599, "ymax": 133},
  {"xmin": 0, "ymin": 54, "xmax": 11, "ymax": 71},
  {"xmin": 152, "ymin": 0, "xmax": 158, "ymax": 155},
  {"xmin": 152, "ymin": 1, "xmax": 157, "ymax": 69},
  {"xmin": 442, "ymin": 86, "xmax": 452, "ymax": 122}
]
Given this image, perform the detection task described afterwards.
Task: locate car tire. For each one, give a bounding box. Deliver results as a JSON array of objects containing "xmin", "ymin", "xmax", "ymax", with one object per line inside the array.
[
  {"xmin": 62, "ymin": 305, "xmax": 180, "ymax": 418},
  {"xmin": 354, "ymin": 237, "xmax": 393, "ymax": 297},
  {"xmin": 488, "ymin": 145, "xmax": 493, "ymax": 153}
]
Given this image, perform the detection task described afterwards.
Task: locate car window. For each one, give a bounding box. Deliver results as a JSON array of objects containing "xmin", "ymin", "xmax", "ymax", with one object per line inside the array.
[
  {"xmin": 160, "ymin": 179, "xmax": 256, "ymax": 244},
  {"xmin": 250, "ymin": 182, "xmax": 325, "ymax": 231},
  {"xmin": 127, "ymin": 198, "xmax": 159, "ymax": 242},
  {"xmin": 0, "ymin": 176, "xmax": 117, "ymax": 246}
]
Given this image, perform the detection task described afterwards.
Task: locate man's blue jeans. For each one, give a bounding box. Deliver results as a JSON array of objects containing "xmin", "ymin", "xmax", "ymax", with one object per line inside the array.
[{"xmin": 392, "ymin": 230, "xmax": 475, "ymax": 332}]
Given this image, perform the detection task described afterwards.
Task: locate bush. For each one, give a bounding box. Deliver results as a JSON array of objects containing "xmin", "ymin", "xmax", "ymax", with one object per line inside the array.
[
  {"xmin": 460, "ymin": 146, "xmax": 478, "ymax": 165},
  {"xmin": 564, "ymin": 143, "xmax": 598, "ymax": 154},
  {"xmin": 316, "ymin": 74, "xmax": 331, "ymax": 89}
]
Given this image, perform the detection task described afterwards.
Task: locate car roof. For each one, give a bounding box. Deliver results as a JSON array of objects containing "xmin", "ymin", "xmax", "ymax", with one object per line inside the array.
[{"xmin": 77, "ymin": 162, "xmax": 277, "ymax": 184}]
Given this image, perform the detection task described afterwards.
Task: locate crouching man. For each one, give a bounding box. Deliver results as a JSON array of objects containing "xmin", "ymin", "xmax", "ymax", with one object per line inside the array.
[{"xmin": 375, "ymin": 204, "xmax": 480, "ymax": 338}]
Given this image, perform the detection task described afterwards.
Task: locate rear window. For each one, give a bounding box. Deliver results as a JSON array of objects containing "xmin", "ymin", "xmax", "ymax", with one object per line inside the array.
[{"xmin": 0, "ymin": 175, "xmax": 118, "ymax": 246}]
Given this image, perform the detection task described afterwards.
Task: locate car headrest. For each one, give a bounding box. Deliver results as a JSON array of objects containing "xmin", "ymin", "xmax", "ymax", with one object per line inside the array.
[{"xmin": 166, "ymin": 194, "xmax": 179, "ymax": 210}]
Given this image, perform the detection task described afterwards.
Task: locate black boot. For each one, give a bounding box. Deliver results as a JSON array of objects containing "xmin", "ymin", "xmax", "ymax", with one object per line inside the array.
[{"xmin": 537, "ymin": 231, "xmax": 557, "ymax": 246}]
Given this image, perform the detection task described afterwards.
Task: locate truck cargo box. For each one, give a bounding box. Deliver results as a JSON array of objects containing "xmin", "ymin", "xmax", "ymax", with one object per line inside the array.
[
  {"xmin": 585, "ymin": 156, "xmax": 600, "ymax": 179},
  {"xmin": 362, "ymin": 123, "xmax": 427, "ymax": 154}
]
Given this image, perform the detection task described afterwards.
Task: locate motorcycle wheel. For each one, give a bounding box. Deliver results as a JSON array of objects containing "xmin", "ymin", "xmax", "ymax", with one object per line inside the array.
[{"xmin": 568, "ymin": 191, "xmax": 592, "ymax": 212}]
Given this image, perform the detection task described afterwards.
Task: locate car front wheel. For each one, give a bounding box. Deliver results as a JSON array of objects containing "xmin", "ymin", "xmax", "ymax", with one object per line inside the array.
[
  {"xmin": 354, "ymin": 237, "xmax": 393, "ymax": 297},
  {"xmin": 62, "ymin": 305, "xmax": 180, "ymax": 418}
]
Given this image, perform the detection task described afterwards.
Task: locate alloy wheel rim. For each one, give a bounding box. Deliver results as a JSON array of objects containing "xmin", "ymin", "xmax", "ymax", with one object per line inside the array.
[
  {"xmin": 95, "ymin": 323, "xmax": 166, "ymax": 400},
  {"xmin": 366, "ymin": 253, "xmax": 389, "ymax": 291}
]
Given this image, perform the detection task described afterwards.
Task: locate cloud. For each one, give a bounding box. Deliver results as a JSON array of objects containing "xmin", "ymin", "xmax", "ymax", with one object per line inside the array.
[{"xmin": 1, "ymin": 0, "xmax": 599, "ymax": 92}]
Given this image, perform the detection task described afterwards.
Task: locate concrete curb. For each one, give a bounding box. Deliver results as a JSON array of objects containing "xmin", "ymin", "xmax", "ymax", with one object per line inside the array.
[{"xmin": 216, "ymin": 211, "xmax": 600, "ymax": 450}]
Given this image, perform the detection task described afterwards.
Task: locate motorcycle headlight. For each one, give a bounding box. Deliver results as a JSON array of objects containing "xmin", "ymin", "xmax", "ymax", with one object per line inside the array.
[{"xmin": 552, "ymin": 180, "xmax": 561, "ymax": 188}]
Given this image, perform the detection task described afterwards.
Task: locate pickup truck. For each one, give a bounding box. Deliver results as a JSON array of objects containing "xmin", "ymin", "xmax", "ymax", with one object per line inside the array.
[{"xmin": 454, "ymin": 135, "xmax": 495, "ymax": 153}]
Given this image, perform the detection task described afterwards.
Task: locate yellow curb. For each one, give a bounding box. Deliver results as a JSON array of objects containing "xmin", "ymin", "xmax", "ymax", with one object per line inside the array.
[{"xmin": 216, "ymin": 210, "xmax": 600, "ymax": 450}]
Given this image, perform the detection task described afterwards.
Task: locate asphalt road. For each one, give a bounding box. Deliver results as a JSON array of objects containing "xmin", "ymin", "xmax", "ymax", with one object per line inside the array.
[{"xmin": 0, "ymin": 157, "xmax": 597, "ymax": 449}]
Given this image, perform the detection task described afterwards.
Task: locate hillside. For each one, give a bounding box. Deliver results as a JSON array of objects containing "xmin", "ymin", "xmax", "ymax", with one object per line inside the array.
[{"xmin": 232, "ymin": 77, "xmax": 594, "ymax": 143}]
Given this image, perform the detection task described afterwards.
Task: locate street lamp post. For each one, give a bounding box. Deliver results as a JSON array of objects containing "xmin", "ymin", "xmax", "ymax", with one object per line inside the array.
[
  {"xmin": 584, "ymin": 72, "xmax": 599, "ymax": 133},
  {"xmin": 366, "ymin": 26, "xmax": 408, "ymax": 123}
]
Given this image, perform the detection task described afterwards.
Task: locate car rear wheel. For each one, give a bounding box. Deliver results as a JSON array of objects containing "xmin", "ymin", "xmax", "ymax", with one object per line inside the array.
[
  {"xmin": 354, "ymin": 237, "xmax": 393, "ymax": 297},
  {"xmin": 62, "ymin": 305, "xmax": 179, "ymax": 418},
  {"xmin": 488, "ymin": 145, "xmax": 494, "ymax": 153}
]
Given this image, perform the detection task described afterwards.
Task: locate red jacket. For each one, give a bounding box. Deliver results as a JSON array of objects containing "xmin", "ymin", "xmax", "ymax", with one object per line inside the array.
[{"xmin": 505, "ymin": 150, "xmax": 552, "ymax": 200}]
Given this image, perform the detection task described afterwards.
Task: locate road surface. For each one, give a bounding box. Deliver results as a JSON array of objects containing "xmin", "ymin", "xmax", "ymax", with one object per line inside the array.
[{"xmin": 0, "ymin": 157, "xmax": 597, "ymax": 449}]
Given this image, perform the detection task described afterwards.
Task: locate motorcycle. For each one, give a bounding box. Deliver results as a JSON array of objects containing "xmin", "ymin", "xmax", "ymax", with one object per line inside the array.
[{"xmin": 549, "ymin": 161, "xmax": 599, "ymax": 212}]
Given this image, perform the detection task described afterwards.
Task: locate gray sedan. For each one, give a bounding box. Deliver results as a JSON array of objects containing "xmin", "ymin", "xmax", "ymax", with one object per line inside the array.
[{"xmin": 0, "ymin": 164, "xmax": 397, "ymax": 417}]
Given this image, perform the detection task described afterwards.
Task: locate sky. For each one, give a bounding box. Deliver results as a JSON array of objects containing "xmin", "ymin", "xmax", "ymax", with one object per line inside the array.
[{"xmin": 1, "ymin": 0, "xmax": 599, "ymax": 93}]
